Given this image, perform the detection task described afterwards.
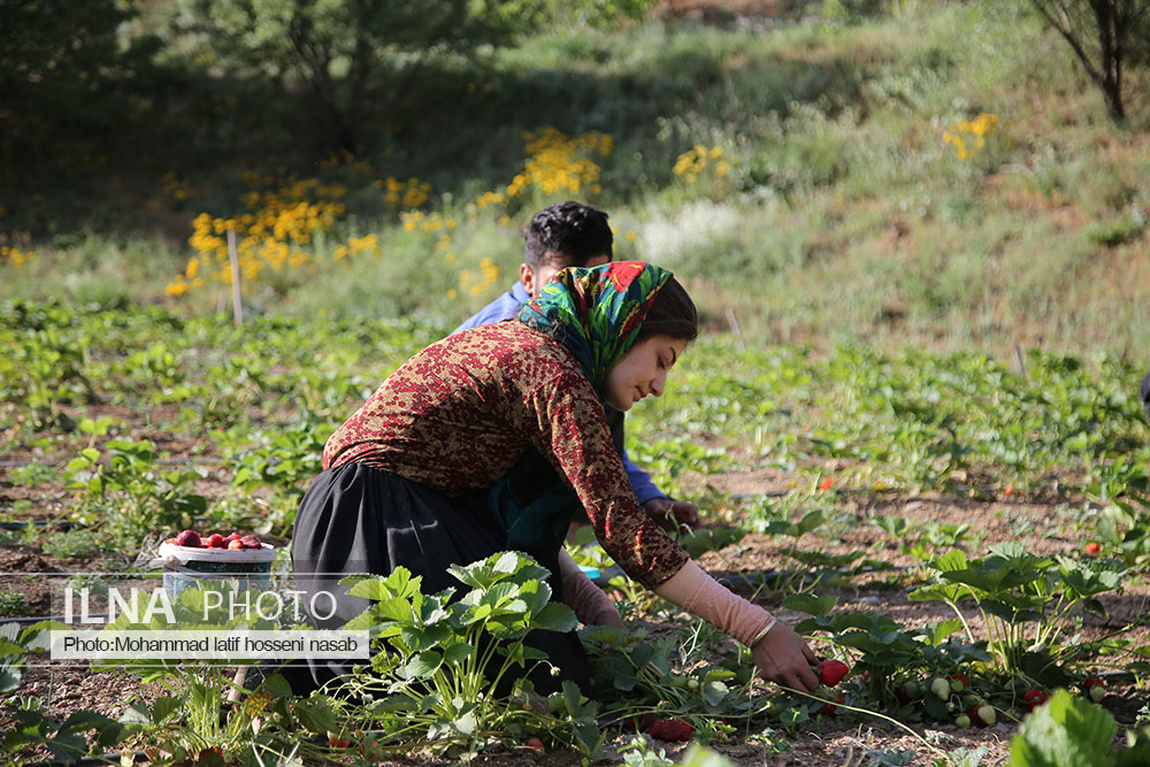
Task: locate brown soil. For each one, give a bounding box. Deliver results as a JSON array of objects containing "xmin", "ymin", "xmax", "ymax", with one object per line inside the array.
[{"xmin": 4, "ymin": 445, "xmax": 1149, "ymax": 766}]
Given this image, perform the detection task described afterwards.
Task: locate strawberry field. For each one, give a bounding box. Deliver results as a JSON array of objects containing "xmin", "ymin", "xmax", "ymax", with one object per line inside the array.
[{"xmin": 3, "ymin": 300, "xmax": 1150, "ymax": 766}]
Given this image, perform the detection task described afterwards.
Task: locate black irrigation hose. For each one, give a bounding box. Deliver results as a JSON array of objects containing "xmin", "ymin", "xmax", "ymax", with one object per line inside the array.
[
  {"xmin": 25, "ymin": 751, "xmax": 149, "ymax": 767},
  {"xmin": 0, "ymin": 520, "xmax": 82, "ymax": 530},
  {"xmin": 0, "ymin": 458, "xmax": 228, "ymax": 468},
  {"xmin": 2, "ymin": 615, "xmax": 67, "ymax": 625}
]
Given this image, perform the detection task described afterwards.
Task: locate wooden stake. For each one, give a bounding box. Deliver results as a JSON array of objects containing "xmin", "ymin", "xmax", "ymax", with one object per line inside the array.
[
  {"xmin": 227, "ymin": 228, "xmax": 243, "ymax": 327},
  {"xmin": 725, "ymin": 307, "xmax": 746, "ymax": 351}
]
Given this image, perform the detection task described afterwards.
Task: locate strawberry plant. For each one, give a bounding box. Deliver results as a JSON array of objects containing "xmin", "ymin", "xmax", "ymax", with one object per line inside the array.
[
  {"xmin": 115, "ymin": 670, "xmax": 320, "ymax": 762},
  {"xmin": 909, "ymin": 543, "xmax": 1126, "ymax": 681},
  {"xmin": 787, "ymin": 592, "xmax": 990, "ymax": 718},
  {"xmin": 223, "ymin": 414, "xmax": 331, "ymax": 499},
  {"xmin": 1009, "ymin": 689, "xmax": 1150, "ymax": 766},
  {"xmin": 335, "ymin": 552, "xmax": 602, "ymax": 760},
  {"xmin": 62, "ymin": 437, "xmax": 208, "ymax": 547},
  {"xmin": 3, "ymin": 703, "xmax": 126, "ymax": 763},
  {"xmin": 581, "ymin": 621, "xmax": 767, "ymax": 732},
  {"xmin": 0, "ymin": 622, "xmax": 48, "ymax": 694}
]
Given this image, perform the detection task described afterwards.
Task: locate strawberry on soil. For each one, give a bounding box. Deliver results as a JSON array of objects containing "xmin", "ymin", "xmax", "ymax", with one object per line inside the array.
[{"xmin": 647, "ymin": 718, "xmax": 692, "ymax": 741}]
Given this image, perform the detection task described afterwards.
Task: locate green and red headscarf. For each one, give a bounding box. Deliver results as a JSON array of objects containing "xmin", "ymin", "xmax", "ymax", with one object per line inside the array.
[{"xmin": 516, "ymin": 260, "xmax": 672, "ymax": 387}]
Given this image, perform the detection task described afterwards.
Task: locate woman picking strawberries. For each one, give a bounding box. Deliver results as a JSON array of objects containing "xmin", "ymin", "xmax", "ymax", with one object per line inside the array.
[{"xmin": 290, "ymin": 261, "xmax": 819, "ymax": 695}]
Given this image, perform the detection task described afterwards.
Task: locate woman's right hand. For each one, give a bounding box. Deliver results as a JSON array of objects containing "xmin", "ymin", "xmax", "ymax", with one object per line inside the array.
[
  {"xmin": 652, "ymin": 560, "xmax": 821, "ymax": 692},
  {"xmin": 750, "ymin": 620, "xmax": 820, "ymax": 692}
]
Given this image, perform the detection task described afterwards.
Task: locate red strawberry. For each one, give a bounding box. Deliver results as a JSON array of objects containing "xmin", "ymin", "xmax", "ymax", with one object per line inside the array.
[
  {"xmin": 173, "ymin": 530, "xmax": 201, "ymax": 548},
  {"xmin": 818, "ymin": 476, "xmax": 833, "ymax": 491},
  {"xmin": 206, "ymin": 533, "xmax": 226, "ymax": 548},
  {"xmin": 225, "ymin": 532, "xmax": 242, "ymax": 542},
  {"xmin": 524, "ymin": 737, "xmax": 544, "ymax": 753},
  {"xmin": 818, "ymin": 659, "xmax": 850, "ymax": 687},
  {"xmin": 240, "ymin": 534, "xmax": 262, "ymax": 549},
  {"xmin": 357, "ymin": 733, "xmax": 384, "ymax": 760},
  {"xmin": 1003, "ymin": 484, "xmax": 1015, "ymax": 496},
  {"xmin": 1084, "ymin": 542, "xmax": 1101, "ymax": 555},
  {"xmin": 228, "ymin": 539, "xmax": 244, "ymax": 550},
  {"xmin": 1022, "ymin": 689, "xmax": 1049, "ymax": 711},
  {"xmin": 327, "ymin": 731, "xmax": 350, "ymax": 748},
  {"xmin": 1083, "ymin": 677, "xmax": 1105, "ymax": 703},
  {"xmin": 647, "ymin": 718, "xmax": 691, "ymax": 741},
  {"xmin": 822, "ymin": 693, "xmax": 845, "ymax": 717},
  {"xmin": 894, "ymin": 684, "xmax": 916, "ymax": 704}
]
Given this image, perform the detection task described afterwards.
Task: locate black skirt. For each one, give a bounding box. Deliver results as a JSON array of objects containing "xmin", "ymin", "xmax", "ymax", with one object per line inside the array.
[{"xmin": 285, "ymin": 462, "xmax": 588, "ymax": 695}]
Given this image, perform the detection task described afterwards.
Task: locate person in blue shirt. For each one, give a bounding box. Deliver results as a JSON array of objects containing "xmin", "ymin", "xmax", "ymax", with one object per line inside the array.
[
  {"xmin": 1141, "ymin": 369, "xmax": 1150, "ymax": 420},
  {"xmin": 454, "ymin": 200, "xmax": 699, "ymax": 532}
]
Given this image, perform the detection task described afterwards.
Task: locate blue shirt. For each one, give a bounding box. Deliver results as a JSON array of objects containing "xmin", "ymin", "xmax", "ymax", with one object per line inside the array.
[
  {"xmin": 453, "ymin": 281, "xmax": 666, "ymax": 504},
  {"xmin": 453, "ymin": 283, "xmax": 531, "ymax": 333}
]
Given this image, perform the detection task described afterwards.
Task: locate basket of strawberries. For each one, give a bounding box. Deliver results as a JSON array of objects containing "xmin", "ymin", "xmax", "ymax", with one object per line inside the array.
[{"xmin": 156, "ymin": 530, "xmax": 277, "ymax": 600}]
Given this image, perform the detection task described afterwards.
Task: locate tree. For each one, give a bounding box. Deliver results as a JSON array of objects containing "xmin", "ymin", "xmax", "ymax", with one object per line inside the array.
[
  {"xmin": 0, "ymin": 0, "xmax": 161, "ymax": 184},
  {"xmin": 178, "ymin": 0, "xmax": 651, "ymax": 151},
  {"xmin": 1028, "ymin": 0, "xmax": 1150, "ymax": 122}
]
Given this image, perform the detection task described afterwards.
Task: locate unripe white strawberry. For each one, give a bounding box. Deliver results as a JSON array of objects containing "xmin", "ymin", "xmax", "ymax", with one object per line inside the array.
[
  {"xmin": 976, "ymin": 705, "xmax": 996, "ymax": 727},
  {"xmin": 930, "ymin": 677, "xmax": 951, "ymax": 699},
  {"xmin": 1083, "ymin": 677, "xmax": 1106, "ymax": 703}
]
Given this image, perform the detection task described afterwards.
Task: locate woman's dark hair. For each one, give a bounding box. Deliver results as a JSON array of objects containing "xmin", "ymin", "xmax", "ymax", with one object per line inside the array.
[{"xmin": 638, "ymin": 276, "xmax": 697, "ymax": 343}]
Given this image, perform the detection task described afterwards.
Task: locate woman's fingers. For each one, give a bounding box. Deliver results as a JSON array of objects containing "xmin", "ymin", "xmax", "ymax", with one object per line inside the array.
[{"xmin": 752, "ymin": 622, "xmax": 820, "ymax": 692}]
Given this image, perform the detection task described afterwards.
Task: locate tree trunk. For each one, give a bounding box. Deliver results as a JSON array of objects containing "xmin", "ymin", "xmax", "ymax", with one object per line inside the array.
[{"xmin": 1092, "ymin": 0, "xmax": 1126, "ymax": 120}]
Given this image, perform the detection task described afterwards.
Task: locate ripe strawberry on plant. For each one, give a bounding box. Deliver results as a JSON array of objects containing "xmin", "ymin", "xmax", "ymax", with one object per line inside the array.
[
  {"xmin": 523, "ymin": 737, "xmax": 545, "ymax": 753},
  {"xmin": 1022, "ymin": 689, "xmax": 1049, "ymax": 712},
  {"xmin": 1084, "ymin": 542, "xmax": 1101, "ymax": 555},
  {"xmin": 818, "ymin": 659, "xmax": 850, "ymax": 687},
  {"xmin": 326, "ymin": 731, "xmax": 350, "ymax": 748},
  {"xmin": 356, "ymin": 732, "xmax": 385, "ymax": 760},
  {"xmin": 822, "ymin": 693, "xmax": 845, "ymax": 717},
  {"xmin": 1082, "ymin": 677, "xmax": 1106, "ymax": 703},
  {"xmin": 634, "ymin": 712, "xmax": 658, "ymax": 731},
  {"xmin": 173, "ymin": 530, "xmax": 201, "ymax": 548},
  {"xmin": 894, "ymin": 679, "xmax": 921, "ymax": 704}
]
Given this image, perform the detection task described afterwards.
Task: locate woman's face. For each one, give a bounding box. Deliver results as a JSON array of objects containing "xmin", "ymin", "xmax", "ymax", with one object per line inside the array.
[{"xmin": 600, "ymin": 334, "xmax": 687, "ymax": 412}]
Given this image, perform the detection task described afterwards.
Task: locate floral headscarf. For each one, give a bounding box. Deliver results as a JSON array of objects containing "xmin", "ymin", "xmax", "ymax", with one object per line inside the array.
[{"xmin": 515, "ymin": 261, "xmax": 672, "ymax": 386}]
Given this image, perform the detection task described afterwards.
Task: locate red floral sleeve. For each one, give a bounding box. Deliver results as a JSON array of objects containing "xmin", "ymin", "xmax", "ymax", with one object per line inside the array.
[{"xmin": 517, "ymin": 352, "xmax": 689, "ymax": 589}]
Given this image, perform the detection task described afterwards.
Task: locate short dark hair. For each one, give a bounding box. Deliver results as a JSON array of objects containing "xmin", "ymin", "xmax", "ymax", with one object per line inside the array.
[
  {"xmin": 524, "ymin": 201, "xmax": 613, "ymax": 269},
  {"xmin": 638, "ymin": 276, "xmax": 698, "ymax": 343}
]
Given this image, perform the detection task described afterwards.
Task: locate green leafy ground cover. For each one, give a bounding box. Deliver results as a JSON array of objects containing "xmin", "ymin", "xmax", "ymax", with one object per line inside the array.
[{"xmin": 2, "ymin": 301, "xmax": 1150, "ymax": 765}]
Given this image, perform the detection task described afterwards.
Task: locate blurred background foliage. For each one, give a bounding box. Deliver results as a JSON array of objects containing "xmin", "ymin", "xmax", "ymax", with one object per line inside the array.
[{"xmin": 1, "ymin": 0, "xmax": 1149, "ymax": 357}]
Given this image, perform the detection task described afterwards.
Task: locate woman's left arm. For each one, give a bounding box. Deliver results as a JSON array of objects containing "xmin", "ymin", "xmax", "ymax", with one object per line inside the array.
[{"xmin": 557, "ymin": 548, "xmax": 623, "ymax": 628}]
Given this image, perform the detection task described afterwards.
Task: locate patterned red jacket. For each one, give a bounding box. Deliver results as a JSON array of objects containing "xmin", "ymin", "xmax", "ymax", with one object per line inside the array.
[{"xmin": 323, "ymin": 321, "xmax": 688, "ymax": 588}]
